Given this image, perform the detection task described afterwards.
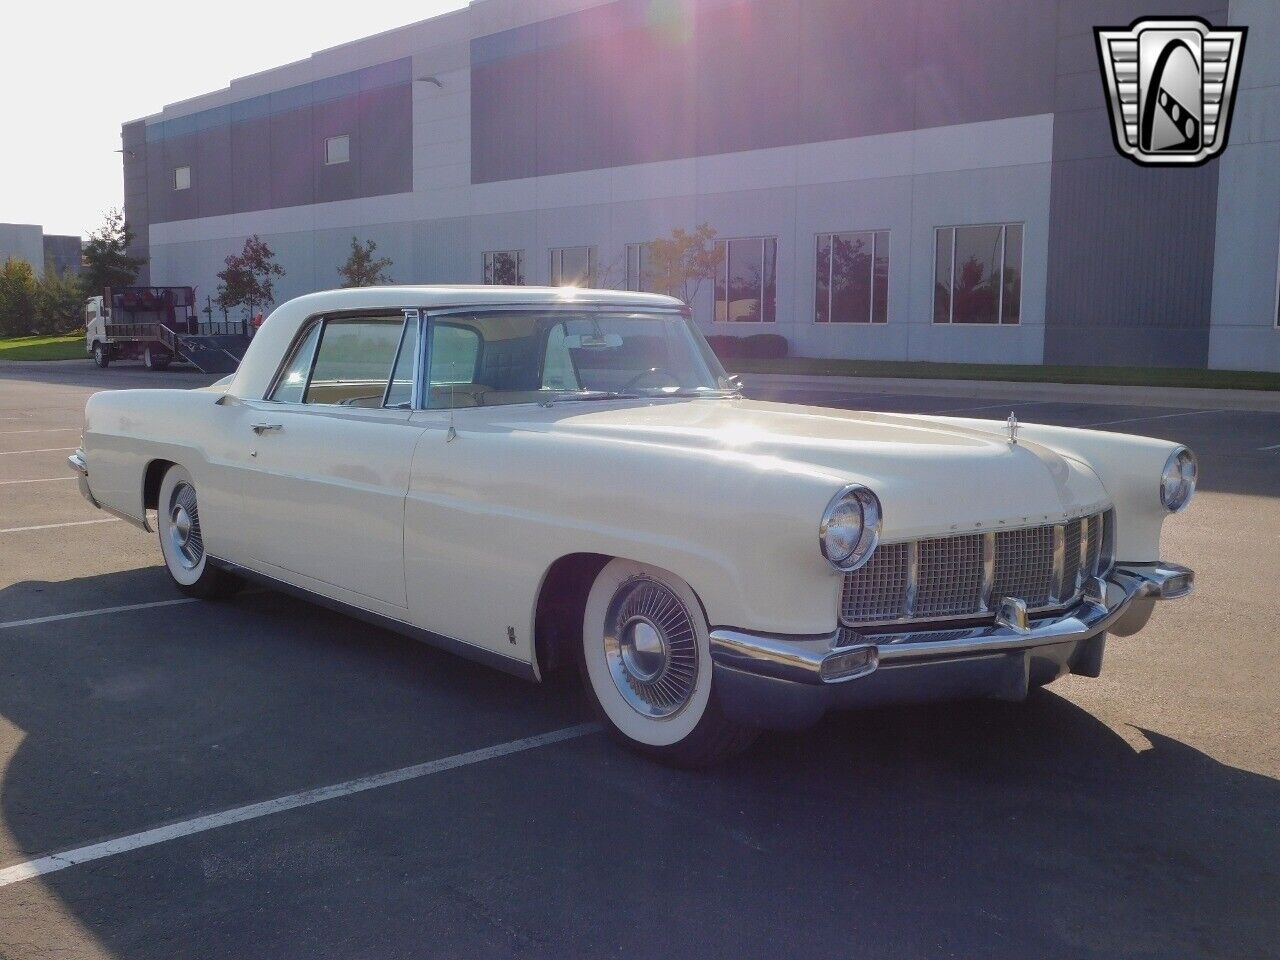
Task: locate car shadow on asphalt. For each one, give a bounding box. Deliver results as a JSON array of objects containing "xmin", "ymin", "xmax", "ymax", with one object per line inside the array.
[{"xmin": 0, "ymin": 571, "xmax": 1276, "ymax": 958}]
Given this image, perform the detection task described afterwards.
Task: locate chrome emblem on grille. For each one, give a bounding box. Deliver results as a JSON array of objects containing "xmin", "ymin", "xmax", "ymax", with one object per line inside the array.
[{"xmin": 1095, "ymin": 17, "xmax": 1246, "ymax": 167}]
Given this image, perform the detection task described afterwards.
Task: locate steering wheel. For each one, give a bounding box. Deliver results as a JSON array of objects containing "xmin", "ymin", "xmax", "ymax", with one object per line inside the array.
[{"xmin": 620, "ymin": 367, "xmax": 682, "ymax": 392}]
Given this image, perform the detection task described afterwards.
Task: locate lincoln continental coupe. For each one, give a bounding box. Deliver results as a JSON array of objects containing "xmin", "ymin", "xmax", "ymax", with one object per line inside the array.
[{"xmin": 69, "ymin": 286, "xmax": 1196, "ymax": 766}]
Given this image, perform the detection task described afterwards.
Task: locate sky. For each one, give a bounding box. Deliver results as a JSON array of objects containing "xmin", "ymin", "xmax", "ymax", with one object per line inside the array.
[{"xmin": 0, "ymin": 1, "xmax": 468, "ymax": 238}]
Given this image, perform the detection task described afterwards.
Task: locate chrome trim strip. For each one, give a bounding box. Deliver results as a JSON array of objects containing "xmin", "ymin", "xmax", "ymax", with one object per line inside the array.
[
  {"xmin": 712, "ymin": 562, "xmax": 1192, "ymax": 687},
  {"xmin": 1051, "ymin": 523, "xmax": 1066, "ymax": 603},
  {"xmin": 980, "ymin": 531, "xmax": 995, "ymax": 611},
  {"xmin": 903, "ymin": 540, "xmax": 919, "ymax": 617}
]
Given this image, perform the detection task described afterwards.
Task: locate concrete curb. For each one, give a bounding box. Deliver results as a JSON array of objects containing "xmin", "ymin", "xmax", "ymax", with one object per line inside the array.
[{"xmin": 738, "ymin": 372, "xmax": 1280, "ymax": 413}]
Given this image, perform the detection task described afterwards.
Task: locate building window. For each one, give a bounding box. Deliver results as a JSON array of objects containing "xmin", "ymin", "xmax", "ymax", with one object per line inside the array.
[
  {"xmin": 325, "ymin": 135, "xmax": 350, "ymax": 165},
  {"xmin": 816, "ymin": 231, "xmax": 888, "ymax": 323},
  {"xmin": 934, "ymin": 223, "xmax": 1022, "ymax": 325},
  {"xmin": 715, "ymin": 237, "xmax": 777, "ymax": 322},
  {"xmin": 626, "ymin": 242, "xmax": 658, "ymax": 292},
  {"xmin": 174, "ymin": 166, "xmax": 191, "ymax": 191},
  {"xmin": 483, "ymin": 250, "xmax": 524, "ymax": 285},
  {"xmin": 550, "ymin": 246, "xmax": 594, "ymax": 286}
]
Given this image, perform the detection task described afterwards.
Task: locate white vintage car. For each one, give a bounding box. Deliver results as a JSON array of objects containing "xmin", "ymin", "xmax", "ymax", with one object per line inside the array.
[{"xmin": 69, "ymin": 286, "xmax": 1196, "ymax": 765}]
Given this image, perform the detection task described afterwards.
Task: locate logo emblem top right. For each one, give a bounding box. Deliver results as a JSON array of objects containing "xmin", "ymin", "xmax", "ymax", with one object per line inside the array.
[{"xmin": 1095, "ymin": 17, "xmax": 1247, "ymax": 166}]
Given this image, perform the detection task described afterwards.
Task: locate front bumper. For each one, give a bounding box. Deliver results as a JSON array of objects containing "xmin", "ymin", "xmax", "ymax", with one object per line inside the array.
[{"xmin": 709, "ymin": 562, "xmax": 1192, "ymax": 730}]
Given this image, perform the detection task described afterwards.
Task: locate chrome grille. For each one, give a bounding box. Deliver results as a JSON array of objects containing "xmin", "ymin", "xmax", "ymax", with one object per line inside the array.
[
  {"xmin": 840, "ymin": 511, "xmax": 1112, "ymax": 627},
  {"xmin": 915, "ymin": 535, "xmax": 984, "ymax": 617}
]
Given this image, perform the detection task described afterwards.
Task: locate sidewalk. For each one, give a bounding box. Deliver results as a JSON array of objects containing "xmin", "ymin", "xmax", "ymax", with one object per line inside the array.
[{"xmin": 738, "ymin": 372, "xmax": 1280, "ymax": 413}]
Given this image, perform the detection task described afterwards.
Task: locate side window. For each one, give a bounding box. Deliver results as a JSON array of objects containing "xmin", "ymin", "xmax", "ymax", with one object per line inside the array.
[
  {"xmin": 428, "ymin": 324, "xmax": 480, "ymax": 386},
  {"xmin": 384, "ymin": 319, "xmax": 419, "ymax": 408},
  {"xmin": 305, "ymin": 318, "xmax": 404, "ymax": 406},
  {"xmin": 269, "ymin": 322, "xmax": 322, "ymax": 403}
]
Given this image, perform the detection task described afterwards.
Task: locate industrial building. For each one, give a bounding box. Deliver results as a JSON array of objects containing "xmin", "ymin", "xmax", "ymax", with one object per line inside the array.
[
  {"xmin": 0, "ymin": 224, "xmax": 81, "ymax": 276},
  {"xmin": 121, "ymin": 0, "xmax": 1280, "ymax": 370}
]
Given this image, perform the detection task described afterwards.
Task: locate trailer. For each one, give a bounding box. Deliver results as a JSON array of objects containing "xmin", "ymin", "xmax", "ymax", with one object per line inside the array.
[{"xmin": 84, "ymin": 286, "xmax": 253, "ymax": 375}]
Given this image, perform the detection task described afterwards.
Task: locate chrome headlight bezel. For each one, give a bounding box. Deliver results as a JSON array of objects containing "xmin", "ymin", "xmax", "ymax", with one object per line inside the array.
[
  {"xmin": 1160, "ymin": 446, "xmax": 1197, "ymax": 513},
  {"xmin": 819, "ymin": 484, "xmax": 882, "ymax": 572}
]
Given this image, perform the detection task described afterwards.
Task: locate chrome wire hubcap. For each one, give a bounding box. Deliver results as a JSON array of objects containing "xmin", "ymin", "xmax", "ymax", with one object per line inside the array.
[
  {"xmin": 603, "ymin": 577, "xmax": 698, "ymax": 719},
  {"xmin": 167, "ymin": 482, "xmax": 203, "ymax": 570}
]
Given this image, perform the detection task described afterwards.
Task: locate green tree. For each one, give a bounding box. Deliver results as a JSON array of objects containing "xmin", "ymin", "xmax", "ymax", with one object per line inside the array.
[
  {"xmin": 337, "ymin": 236, "xmax": 393, "ymax": 287},
  {"xmin": 81, "ymin": 208, "xmax": 145, "ymax": 296},
  {"xmin": 216, "ymin": 235, "xmax": 285, "ymax": 320},
  {"xmin": 645, "ymin": 223, "xmax": 724, "ymax": 305},
  {"xmin": 0, "ymin": 258, "xmax": 39, "ymax": 337},
  {"xmin": 34, "ymin": 265, "xmax": 86, "ymax": 335}
]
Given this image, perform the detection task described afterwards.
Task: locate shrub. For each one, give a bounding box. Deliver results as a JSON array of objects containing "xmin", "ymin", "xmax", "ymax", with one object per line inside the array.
[
  {"xmin": 742, "ymin": 333, "xmax": 789, "ymax": 359},
  {"xmin": 704, "ymin": 335, "xmax": 740, "ymax": 359},
  {"xmin": 0, "ymin": 258, "xmax": 38, "ymax": 337}
]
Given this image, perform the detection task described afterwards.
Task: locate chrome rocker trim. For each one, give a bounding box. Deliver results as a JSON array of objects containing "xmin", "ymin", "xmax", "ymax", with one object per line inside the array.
[{"xmin": 709, "ymin": 562, "xmax": 1192, "ymax": 730}]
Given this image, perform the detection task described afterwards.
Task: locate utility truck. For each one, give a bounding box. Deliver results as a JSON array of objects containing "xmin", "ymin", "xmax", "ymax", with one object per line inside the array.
[{"xmin": 84, "ymin": 286, "xmax": 252, "ymax": 374}]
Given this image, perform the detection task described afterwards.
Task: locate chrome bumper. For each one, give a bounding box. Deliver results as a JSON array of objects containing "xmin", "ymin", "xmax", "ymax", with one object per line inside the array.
[
  {"xmin": 709, "ymin": 563, "xmax": 1192, "ymax": 729},
  {"xmin": 67, "ymin": 449, "xmax": 99, "ymax": 508}
]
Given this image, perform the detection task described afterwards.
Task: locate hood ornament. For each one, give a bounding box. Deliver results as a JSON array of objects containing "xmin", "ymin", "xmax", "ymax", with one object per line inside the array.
[{"xmin": 1006, "ymin": 412, "xmax": 1020, "ymax": 446}]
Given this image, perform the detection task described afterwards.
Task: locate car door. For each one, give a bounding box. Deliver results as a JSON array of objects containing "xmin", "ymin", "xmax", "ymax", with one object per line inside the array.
[{"xmin": 236, "ymin": 311, "xmax": 425, "ymax": 610}]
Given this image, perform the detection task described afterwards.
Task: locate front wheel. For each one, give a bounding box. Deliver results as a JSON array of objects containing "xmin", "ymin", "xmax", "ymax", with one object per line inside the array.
[
  {"xmin": 580, "ymin": 559, "xmax": 758, "ymax": 767},
  {"xmin": 92, "ymin": 343, "xmax": 110, "ymax": 368},
  {"xmin": 156, "ymin": 465, "xmax": 242, "ymax": 599}
]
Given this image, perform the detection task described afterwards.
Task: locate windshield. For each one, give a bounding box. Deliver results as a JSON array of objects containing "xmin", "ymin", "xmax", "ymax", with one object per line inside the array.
[{"xmin": 426, "ymin": 310, "xmax": 732, "ymax": 409}]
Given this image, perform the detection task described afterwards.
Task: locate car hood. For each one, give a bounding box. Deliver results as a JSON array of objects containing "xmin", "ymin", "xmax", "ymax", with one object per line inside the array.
[{"xmin": 511, "ymin": 398, "xmax": 1111, "ymax": 541}]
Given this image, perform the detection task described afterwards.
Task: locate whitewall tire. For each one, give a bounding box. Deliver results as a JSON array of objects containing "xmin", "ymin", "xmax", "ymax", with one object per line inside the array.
[
  {"xmin": 580, "ymin": 559, "xmax": 757, "ymax": 767},
  {"xmin": 156, "ymin": 465, "xmax": 241, "ymax": 599}
]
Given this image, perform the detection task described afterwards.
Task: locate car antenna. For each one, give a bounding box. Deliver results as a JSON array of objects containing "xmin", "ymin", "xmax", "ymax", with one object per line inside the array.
[{"xmin": 446, "ymin": 383, "xmax": 457, "ymax": 442}]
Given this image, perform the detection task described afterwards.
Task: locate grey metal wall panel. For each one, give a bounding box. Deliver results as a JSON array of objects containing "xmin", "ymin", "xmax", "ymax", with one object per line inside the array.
[
  {"xmin": 1043, "ymin": 1, "xmax": 1227, "ymax": 367},
  {"xmin": 121, "ymin": 120, "xmax": 151, "ymax": 284},
  {"xmin": 470, "ymin": 0, "xmax": 1059, "ymax": 184},
  {"xmin": 138, "ymin": 60, "xmax": 412, "ymax": 223}
]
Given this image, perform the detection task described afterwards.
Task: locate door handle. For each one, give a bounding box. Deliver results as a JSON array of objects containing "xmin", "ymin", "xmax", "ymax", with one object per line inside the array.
[{"xmin": 251, "ymin": 422, "xmax": 283, "ymax": 434}]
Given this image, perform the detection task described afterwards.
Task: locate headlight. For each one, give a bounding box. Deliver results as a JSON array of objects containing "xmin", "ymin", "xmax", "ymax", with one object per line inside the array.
[
  {"xmin": 1160, "ymin": 447, "xmax": 1197, "ymax": 512},
  {"xmin": 820, "ymin": 484, "xmax": 882, "ymax": 571}
]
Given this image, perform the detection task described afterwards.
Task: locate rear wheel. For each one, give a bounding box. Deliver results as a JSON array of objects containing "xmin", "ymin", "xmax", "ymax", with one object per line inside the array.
[
  {"xmin": 92, "ymin": 342, "xmax": 110, "ymax": 368},
  {"xmin": 156, "ymin": 465, "xmax": 242, "ymax": 599},
  {"xmin": 579, "ymin": 559, "xmax": 757, "ymax": 767},
  {"xmin": 144, "ymin": 346, "xmax": 171, "ymax": 370}
]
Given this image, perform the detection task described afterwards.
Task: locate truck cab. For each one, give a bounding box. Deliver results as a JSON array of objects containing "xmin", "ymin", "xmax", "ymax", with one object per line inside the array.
[{"xmin": 84, "ymin": 296, "xmax": 113, "ymax": 367}]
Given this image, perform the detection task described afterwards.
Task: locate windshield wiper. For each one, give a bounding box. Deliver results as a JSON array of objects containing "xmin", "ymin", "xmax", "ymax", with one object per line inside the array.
[{"xmin": 539, "ymin": 390, "xmax": 644, "ymax": 407}]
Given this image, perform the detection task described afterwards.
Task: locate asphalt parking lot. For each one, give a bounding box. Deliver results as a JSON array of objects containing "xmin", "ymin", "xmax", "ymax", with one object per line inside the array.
[{"xmin": 0, "ymin": 359, "xmax": 1277, "ymax": 959}]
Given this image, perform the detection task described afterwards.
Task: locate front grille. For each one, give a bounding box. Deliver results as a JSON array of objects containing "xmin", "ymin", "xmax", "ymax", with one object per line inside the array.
[{"xmin": 841, "ymin": 510, "xmax": 1113, "ymax": 627}]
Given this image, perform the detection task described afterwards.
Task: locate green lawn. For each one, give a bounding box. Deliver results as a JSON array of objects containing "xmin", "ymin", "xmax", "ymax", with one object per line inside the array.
[
  {"xmin": 0, "ymin": 335, "xmax": 85, "ymax": 361},
  {"xmin": 729, "ymin": 357, "xmax": 1280, "ymax": 392}
]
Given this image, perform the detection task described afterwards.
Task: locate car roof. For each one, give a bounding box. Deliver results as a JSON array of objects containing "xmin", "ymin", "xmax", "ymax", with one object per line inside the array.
[{"xmin": 226, "ymin": 285, "xmax": 687, "ymax": 400}]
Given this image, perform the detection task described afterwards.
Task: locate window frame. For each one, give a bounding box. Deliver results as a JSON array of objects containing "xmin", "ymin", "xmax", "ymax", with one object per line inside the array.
[
  {"xmin": 174, "ymin": 166, "xmax": 191, "ymax": 191},
  {"xmin": 814, "ymin": 229, "xmax": 889, "ymax": 324},
  {"xmin": 549, "ymin": 245, "xmax": 595, "ymax": 287},
  {"xmin": 714, "ymin": 236, "xmax": 778, "ymax": 324},
  {"xmin": 483, "ymin": 249, "xmax": 525, "ymax": 285},
  {"xmin": 932, "ymin": 222, "xmax": 1024, "ymax": 326},
  {"xmin": 626, "ymin": 242, "xmax": 656, "ymax": 292},
  {"xmin": 325, "ymin": 134, "xmax": 351, "ymax": 166},
  {"xmin": 264, "ymin": 309, "xmax": 427, "ymax": 409}
]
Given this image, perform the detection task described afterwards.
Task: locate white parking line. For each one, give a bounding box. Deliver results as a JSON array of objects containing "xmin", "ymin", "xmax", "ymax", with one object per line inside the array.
[
  {"xmin": 0, "ymin": 518, "xmax": 121, "ymax": 534},
  {"xmin": 0, "ymin": 476, "xmax": 75, "ymax": 485},
  {"xmin": 0, "ymin": 723, "xmax": 600, "ymax": 888},
  {"xmin": 0, "ymin": 427, "xmax": 79, "ymax": 436},
  {"xmin": 0, "ymin": 447, "xmax": 76, "ymax": 456},
  {"xmin": 1259, "ymin": 443, "xmax": 1280, "ymax": 452},
  {"xmin": 1077, "ymin": 409, "xmax": 1224, "ymax": 429},
  {"xmin": 0, "ymin": 597, "xmax": 198, "ymax": 630},
  {"xmin": 928, "ymin": 400, "xmax": 1054, "ymax": 415}
]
